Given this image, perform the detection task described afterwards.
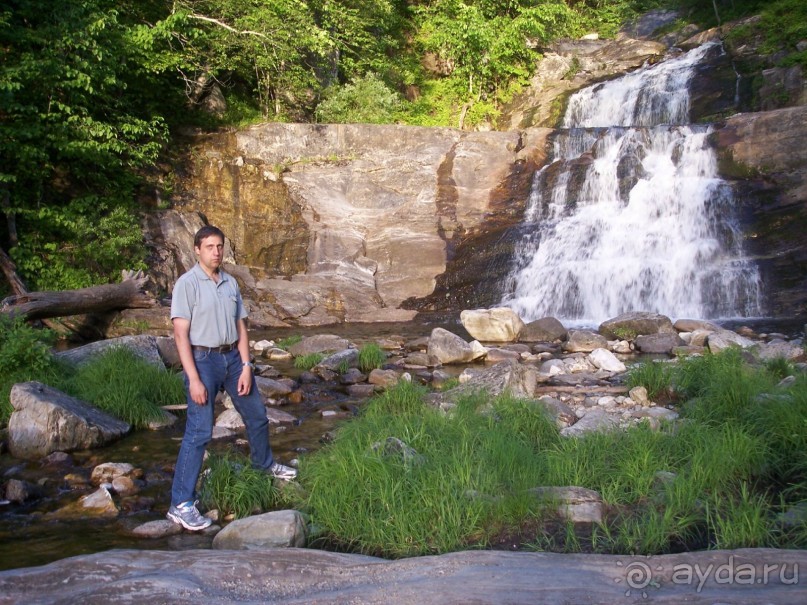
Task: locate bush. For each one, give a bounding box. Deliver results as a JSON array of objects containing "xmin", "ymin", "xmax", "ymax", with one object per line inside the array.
[
  {"xmin": 0, "ymin": 316, "xmax": 58, "ymax": 426},
  {"xmin": 316, "ymin": 73, "xmax": 402, "ymax": 124}
]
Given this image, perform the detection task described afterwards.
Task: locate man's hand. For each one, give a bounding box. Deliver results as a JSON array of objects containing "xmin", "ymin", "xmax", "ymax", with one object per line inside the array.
[
  {"xmin": 189, "ymin": 377, "xmax": 208, "ymax": 405},
  {"xmin": 237, "ymin": 365, "xmax": 252, "ymax": 396}
]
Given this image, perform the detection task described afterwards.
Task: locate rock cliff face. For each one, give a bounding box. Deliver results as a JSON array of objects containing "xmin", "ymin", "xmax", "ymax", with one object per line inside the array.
[
  {"xmin": 153, "ymin": 125, "xmax": 549, "ymax": 326},
  {"xmin": 144, "ymin": 13, "xmax": 807, "ymax": 327}
]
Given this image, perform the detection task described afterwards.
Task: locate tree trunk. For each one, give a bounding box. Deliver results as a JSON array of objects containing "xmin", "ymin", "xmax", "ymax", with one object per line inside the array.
[
  {"xmin": 0, "ymin": 247, "xmax": 27, "ymax": 296},
  {"xmin": 1, "ymin": 270, "xmax": 155, "ymax": 321}
]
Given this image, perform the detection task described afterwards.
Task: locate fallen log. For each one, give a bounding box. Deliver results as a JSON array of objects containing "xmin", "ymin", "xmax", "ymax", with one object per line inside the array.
[{"xmin": 1, "ymin": 270, "xmax": 156, "ymax": 322}]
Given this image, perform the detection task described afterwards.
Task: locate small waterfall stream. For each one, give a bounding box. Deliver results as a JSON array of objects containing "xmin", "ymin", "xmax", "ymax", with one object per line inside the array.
[{"xmin": 502, "ymin": 42, "xmax": 763, "ymax": 324}]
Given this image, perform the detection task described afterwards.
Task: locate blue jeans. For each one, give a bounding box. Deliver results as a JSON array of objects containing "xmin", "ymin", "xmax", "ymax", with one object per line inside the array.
[{"xmin": 170, "ymin": 348, "xmax": 273, "ymax": 506}]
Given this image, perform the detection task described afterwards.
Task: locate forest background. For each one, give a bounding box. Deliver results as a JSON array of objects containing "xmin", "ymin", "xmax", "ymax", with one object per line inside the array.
[{"xmin": 1, "ymin": 0, "xmax": 805, "ymax": 296}]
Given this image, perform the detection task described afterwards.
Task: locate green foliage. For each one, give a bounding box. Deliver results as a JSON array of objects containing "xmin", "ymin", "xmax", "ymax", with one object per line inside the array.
[
  {"xmin": 316, "ymin": 74, "xmax": 402, "ymax": 124},
  {"xmin": 358, "ymin": 343, "xmax": 386, "ymax": 373},
  {"xmin": 62, "ymin": 346, "xmax": 184, "ymax": 429},
  {"xmin": 0, "ymin": 316, "xmax": 59, "ymax": 425},
  {"xmin": 0, "ymin": 0, "xmax": 167, "ymax": 290},
  {"xmin": 294, "ymin": 352, "xmax": 325, "ymax": 370},
  {"xmin": 199, "ymin": 451, "xmax": 280, "ymax": 519},
  {"xmin": 0, "ymin": 315, "xmax": 55, "ymax": 375}
]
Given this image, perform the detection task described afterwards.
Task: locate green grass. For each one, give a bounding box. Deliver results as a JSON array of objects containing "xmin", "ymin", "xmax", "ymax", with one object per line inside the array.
[
  {"xmin": 294, "ymin": 352, "xmax": 325, "ymax": 370},
  {"xmin": 276, "ymin": 335, "xmax": 302, "ymax": 351},
  {"xmin": 300, "ymin": 349, "xmax": 807, "ymax": 557},
  {"xmin": 60, "ymin": 346, "xmax": 184, "ymax": 429},
  {"xmin": 199, "ymin": 450, "xmax": 280, "ymax": 519},
  {"xmin": 626, "ymin": 360, "xmax": 674, "ymax": 401},
  {"xmin": 358, "ymin": 343, "xmax": 386, "ymax": 373}
]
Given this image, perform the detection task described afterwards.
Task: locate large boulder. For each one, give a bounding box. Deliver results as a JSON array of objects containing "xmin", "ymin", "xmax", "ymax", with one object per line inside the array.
[
  {"xmin": 460, "ymin": 307, "xmax": 525, "ymax": 342},
  {"xmin": 427, "ymin": 328, "xmax": 478, "ymax": 365},
  {"xmin": 288, "ymin": 335, "xmax": 351, "ymax": 357},
  {"xmin": 430, "ymin": 359, "xmax": 537, "ymax": 411},
  {"xmin": 53, "ymin": 335, "xmax": 166, "ymax": 368},
  {"xmin": 5, "ymin": 547, "xmax": 805, "ymax": 603},
  {"xmin": 564, "ymin": 330, "xmax": 608, "ymax": 353},
  {"xmin": 8, "ymin": 382, "xmax": 131, "ymax": 460},
  {"xmin": 519, "ymin": 317, "xmax": 567, "ymax": 342},
  {"xmin": 599, "ymin": 312, "xmax": 676, "ymax": 340},
  {"xmin": 212, "ymin": 510, "xmax": 307, "ymax": 550}
]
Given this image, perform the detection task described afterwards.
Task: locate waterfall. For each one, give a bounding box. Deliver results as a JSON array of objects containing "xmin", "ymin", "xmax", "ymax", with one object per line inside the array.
[{"xmin": 501, "ymin": 42, "xmax": 763, "ymax": 325}]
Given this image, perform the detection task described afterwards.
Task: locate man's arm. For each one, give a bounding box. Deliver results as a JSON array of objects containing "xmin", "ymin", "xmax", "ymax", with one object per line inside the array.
[
  {"xmin": 173, "ymin": 317, "xmax": 208, "ymax": 405},
  {"xmin": 236, "ymin": 317, "xmax": 253, "ymax": 396}
]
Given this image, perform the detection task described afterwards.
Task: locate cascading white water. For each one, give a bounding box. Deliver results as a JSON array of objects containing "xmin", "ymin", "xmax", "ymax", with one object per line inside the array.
[{"xmin": 502, "ymin": 42, "xmax": 763, "ymax": 324}]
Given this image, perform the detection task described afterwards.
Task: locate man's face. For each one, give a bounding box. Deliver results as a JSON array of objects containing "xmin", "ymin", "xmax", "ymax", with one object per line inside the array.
[{"xmin": 195, "ymin": 234, "xmax": 224, "ymax": 272}]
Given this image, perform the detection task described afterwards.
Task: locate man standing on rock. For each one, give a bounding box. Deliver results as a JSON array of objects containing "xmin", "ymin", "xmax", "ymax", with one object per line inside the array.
[{"xmin": 167, "ymin": 225, "xmax": 296, "ymax": 531}]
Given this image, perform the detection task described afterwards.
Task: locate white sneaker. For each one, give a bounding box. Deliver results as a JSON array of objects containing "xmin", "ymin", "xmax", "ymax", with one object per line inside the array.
[
  {"xmin": 269, "ymin": 462, "xmax": 297, "ymax": 481},
  {"xmin": 166, "ymin": 500, "xmax": 212, "ymax": 531}
]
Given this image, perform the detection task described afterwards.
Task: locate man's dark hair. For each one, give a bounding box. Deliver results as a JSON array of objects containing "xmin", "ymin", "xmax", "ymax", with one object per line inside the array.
[{"xmin": 194, "ymin": 225, "xmax": 225, "ymax": 248}]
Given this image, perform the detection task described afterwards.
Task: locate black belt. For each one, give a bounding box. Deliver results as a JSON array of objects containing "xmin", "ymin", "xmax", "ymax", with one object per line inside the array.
[{"xmin": 191, "ymin": 342, "xmax": 237, "ymax": 353}]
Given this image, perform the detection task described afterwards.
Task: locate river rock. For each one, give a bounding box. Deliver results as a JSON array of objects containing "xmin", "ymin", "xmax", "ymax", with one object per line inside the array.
[
  {"xmin": 48, "ymin": 486, "xmax": 119, "ymax": 520},
  {"xmin": 4, "ymin": 479, "xmax": 35, "ymax": 504},
  {"xmin": 460, "ymin": 307, "xmax": 525, "ymax": 342},
  {"xmin": 404, "ymin": 352, "xmax": 440, "ymax": 367},
  {"xmin": 629, "ymin": 386, "xmax": 651, "ymax": 406},
  {"xmin": 368, "ymin": 369, "xmax": 400, "ymax": 388},
  {"xmin": 599, "ymin": 312, "xmax": 675, "ymax": 339},
  {"xmin": 255, "ymin": 376, "xmax": 293, "ymax": 398},
  {"xmin": 111, "ymin": 476, "xmax": 138, "ymax": 497},
  {"xmin": 707, "ymin": 329, "xmax": 755, "ymax": 353},
  {"xmin": 53, "ymin": 335, "xmax": 166, "ymax": 368},
  {"xmin": 587, "ymin": 348, "xmax": 626, "ymax": 373},
  {"xmin": 519, "ymin": 317, "xmax": 567, "ymax": 342},
  {"xmin": 673, "ymin": 318, "xmax": 719, "ymax": 332},
  {"xmin": 535, "ymin": 396, "xmax": 577, "ymax": 429},
  {"xmin": 529, "ymin": 486, "xmax": 603, "ymax": 524},
  {"xmin": 563, "ymin": 330, "xmax": 608, "ymax": 353},
  {"xmin": 131, "ymin": 519, "xmax": 184, "ymax": 539},
  {"xmin": 635, "ymin": 332, "xmax": 685, "ymax": 354},
  {"xmin": 339, "ymin": 368, "xmax": 366, "ymax": 385},
  {"xmin": 485, "ymin": 347, "xmax": 522, "ymax": 363},
  {"xmin": 430, "ymin": 360, "xmax": 537, "ymax": 412},
  {"xmin": 347, "ymin": 384, "xmax": 377, "ymax": 398},
  {"xmin": 315, "ymin": 349, "xmax": 359, "ymax": 372},
  {"xmin": 560, "ymin": 408, "xmax": 619, "ymax": 437},
  {"xmin": 757, "ymin": 340, "xmax": 805, "ymax": 362},
  {"xmin": 91, "ymin": 462, "xmax": 138, "ymax": 486},
  {"xmin": 8, "ymin": 382, "xmax": 131, "ymax": 460},
  {"xmin": 266, "ymin": 408, "xmax": 297, "ymax": 425},
  {"xmin": 288, "ymin": 335, "xmax": 351, "ymax": 356},
  {"xmin": 212, "ymin": 510, "xmax": 306, "ymax": 550},
  {"xmin": 427, "ymin": 328, "xmax": 477, "ymax": 364}
]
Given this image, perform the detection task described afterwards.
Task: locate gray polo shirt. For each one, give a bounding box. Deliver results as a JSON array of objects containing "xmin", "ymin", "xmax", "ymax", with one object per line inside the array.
[{"xmin": 170, "ymin": 263, "xmax": 247, "ymax": 348}]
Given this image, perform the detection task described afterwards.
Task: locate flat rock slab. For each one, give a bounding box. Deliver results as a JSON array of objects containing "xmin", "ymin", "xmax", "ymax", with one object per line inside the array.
[{"xmin": 0, "ymin": 547, "xmax": 804, "ymax": 604}]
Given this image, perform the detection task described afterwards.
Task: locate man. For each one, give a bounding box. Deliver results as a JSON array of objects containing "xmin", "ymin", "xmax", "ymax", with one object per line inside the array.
[{"xmin": 167, "ymin": 225, "xmax": 296, "ymax": 531}]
